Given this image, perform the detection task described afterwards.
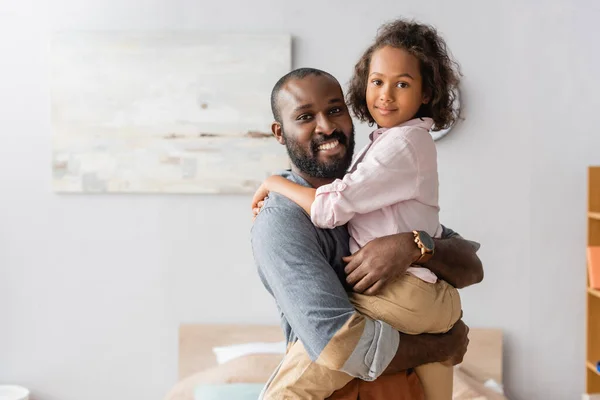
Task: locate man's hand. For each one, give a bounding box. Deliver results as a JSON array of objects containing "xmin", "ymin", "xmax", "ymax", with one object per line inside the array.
[
  {"xmin": 344, "ymin": 229, "xmax": 484, "ymax": 293},
  {"xmin": 343, "ymin": 232, "xmax": 419, "ymax": 295},
  {"xmin": 437, "ymin": 319, "xmax": 470, "ymax": 366},
  {"xmin": 383, "ymin": 319, "xmax": 470, "ymax": 374}
]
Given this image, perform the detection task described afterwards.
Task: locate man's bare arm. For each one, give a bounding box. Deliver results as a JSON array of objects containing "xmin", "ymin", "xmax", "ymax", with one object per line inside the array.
[
  {"xmin": 344, "ymin": 231, "xmax": 483, "ymax": 294},
  {"xmin": 383, "ymin": 320, "xmax": 470, "ymax": 374},
  {"xmin": 425, "ymin": 236, "xmax": 483, "ymax": 288}
]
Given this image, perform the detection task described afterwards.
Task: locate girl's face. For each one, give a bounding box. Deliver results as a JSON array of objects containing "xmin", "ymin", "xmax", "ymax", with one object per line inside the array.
[{"xmin": 366, "ymin": 46, "xmax": 430, "ymax": 128}]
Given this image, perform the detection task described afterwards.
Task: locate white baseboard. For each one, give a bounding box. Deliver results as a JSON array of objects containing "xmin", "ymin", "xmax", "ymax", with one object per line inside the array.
[{"xmin": 582, "ymin": 394, "xmax": 600, "ymax": 400}]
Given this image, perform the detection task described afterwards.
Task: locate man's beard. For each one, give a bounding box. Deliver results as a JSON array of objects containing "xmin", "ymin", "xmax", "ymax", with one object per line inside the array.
[{"xmin": 282, "ymin": 126, "xmax": 355, "ymax": 179}]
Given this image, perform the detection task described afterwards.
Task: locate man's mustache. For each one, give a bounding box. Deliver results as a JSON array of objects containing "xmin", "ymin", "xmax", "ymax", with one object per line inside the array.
[{"xmin": 312, "ymin": 130, "xmax": 347, "ymax": 151}]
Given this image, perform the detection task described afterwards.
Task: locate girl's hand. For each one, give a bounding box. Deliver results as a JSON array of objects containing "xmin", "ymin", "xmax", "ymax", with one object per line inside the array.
[
  {"xmin": 251, "ymin": 182, "xmax": 270, "ymax": 218},
  {"xmin": 252, "ymin": 200, "xmax": 265, "ymax": 221}
]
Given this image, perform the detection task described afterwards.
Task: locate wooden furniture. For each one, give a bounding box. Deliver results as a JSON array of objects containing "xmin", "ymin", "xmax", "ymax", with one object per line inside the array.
[
  {"xmin": 178, "ymin": 324, "xmax": 284, "ymax": 380},
  {"xmin": 170, "ymin": 324, "xmax": 507, "ymax": 400},
  {"xmin": 587, "ymin": 166, "xmax": 600, "ymax": 395},
  {"xmin": 178, "ymin": 324, "xmax": 503, "ymax": 386}
]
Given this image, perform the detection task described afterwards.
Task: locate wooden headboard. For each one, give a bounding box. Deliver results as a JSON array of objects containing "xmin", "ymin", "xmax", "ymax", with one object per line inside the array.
[
  {"xmin": 179, "ymin": 324, "xmax": 283, "ymax": 379},
  {"xmin": 178, "ymin": 324, "xmax": 503, "ymax": 385}
]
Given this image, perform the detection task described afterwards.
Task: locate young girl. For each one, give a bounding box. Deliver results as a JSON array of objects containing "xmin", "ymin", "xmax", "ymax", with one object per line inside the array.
[{"xmin": 253, "ymin": 19, "xmax": 463, "ymax": 400}]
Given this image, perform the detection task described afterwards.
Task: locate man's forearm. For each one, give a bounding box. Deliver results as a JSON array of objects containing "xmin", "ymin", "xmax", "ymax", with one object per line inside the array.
[
  {"xmin": 425, "ymin": 237, "xmax": 483, "ymax": 288},
  {"xmin": 383, "ymin": 332, "xmax": 445, "ymax": 374},
  {"xmin": 383, "ymin": 320, "xmax": 470, "ymax": 374}
]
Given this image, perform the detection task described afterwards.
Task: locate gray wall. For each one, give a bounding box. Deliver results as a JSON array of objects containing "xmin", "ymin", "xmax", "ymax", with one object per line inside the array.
[{"xmin": 1, "ymin": 0, "xmax": 598, "ymax": 399}]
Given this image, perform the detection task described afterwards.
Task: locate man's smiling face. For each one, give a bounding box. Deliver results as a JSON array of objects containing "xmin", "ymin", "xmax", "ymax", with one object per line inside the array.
[{"xmin": 272, "ymin": 74, "xmax": 355, "ymax": 179}]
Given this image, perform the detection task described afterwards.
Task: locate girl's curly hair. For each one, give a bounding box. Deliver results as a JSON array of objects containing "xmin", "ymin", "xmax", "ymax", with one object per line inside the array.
[{"xmin": 347, "ymin": 19, "xmax": 461, "ymax": 131}]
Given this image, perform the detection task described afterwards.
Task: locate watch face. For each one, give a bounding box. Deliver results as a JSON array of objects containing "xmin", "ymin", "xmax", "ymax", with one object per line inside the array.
[{"xmin": 419, "ymin": 231, "xmax": 435, "ymax": 251}]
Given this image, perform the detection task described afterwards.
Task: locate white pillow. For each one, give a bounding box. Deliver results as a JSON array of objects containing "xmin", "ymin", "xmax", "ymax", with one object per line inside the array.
[{"xmin": 212, "ymin": 341, "xmax": 286, "ymax": 365}]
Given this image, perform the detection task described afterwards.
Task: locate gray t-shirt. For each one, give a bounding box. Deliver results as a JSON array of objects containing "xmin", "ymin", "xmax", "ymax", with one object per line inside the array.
[{"xmin": 251, "ymin": 170, "xmax": 399, "ymax": 381}]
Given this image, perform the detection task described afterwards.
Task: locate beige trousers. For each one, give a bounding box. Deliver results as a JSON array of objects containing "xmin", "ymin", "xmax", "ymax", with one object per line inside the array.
[{"xmin": 264, "ymin": 273, "xmax": 462, "ymax": 400}]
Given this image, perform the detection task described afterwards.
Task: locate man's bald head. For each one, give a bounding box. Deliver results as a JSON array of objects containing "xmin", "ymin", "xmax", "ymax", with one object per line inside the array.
[{"xmin": 270, "ymin": 68, "xmax": 340, "ymax": 123}]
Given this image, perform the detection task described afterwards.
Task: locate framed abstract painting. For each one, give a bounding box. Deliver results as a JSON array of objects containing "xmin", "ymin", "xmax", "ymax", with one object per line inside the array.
[{"xmin": 50, "ymin": 32, "xmax": 291, "ymax": 194}]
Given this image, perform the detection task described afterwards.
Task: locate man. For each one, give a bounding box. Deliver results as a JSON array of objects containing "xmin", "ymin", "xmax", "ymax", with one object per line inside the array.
[{"xmin": 251, "ymin": 68, "xmax": 483, "ymax": 399}]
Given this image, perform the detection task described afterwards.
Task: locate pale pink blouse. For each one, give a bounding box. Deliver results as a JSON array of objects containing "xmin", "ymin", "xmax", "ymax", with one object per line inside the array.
[{"xmin": 310, "ymin": 118, "xmax": 442, "ymax": 283}]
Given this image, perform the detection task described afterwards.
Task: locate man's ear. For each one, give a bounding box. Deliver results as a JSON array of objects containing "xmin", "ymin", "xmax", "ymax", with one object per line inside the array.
[{"xmin": 272, "ymin": 121, "xmax": 285, "ymax": 145}]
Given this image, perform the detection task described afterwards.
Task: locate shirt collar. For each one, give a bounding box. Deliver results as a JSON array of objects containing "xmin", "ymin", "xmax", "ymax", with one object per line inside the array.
[{"xmin": 369, "ymin": 117, "xmax": 434, "ymax": 141}]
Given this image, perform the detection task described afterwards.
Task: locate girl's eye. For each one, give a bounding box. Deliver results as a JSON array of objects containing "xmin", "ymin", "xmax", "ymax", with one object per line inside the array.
[
  {"xmin": 397, "ymin": 82, "xmax": 409, "ymax": 88},
  {"xmin": 329, "ymin": 107, "xmax": 341, "ymax": 114},
  {"xmin": 371, "ymin": 79, "xmax": 382, "ymax": 86}
]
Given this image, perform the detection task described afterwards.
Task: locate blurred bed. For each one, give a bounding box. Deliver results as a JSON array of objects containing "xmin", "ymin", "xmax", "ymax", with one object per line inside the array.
[{"xmin": 164, "ymin": 324, "xmax": 507, "ymax": 400}]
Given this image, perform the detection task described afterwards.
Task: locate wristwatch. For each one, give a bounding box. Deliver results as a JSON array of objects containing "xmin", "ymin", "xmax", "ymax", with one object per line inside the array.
[{"xmin": 412, "ymin": 230, "xmax": 435, "ymax": 265}]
